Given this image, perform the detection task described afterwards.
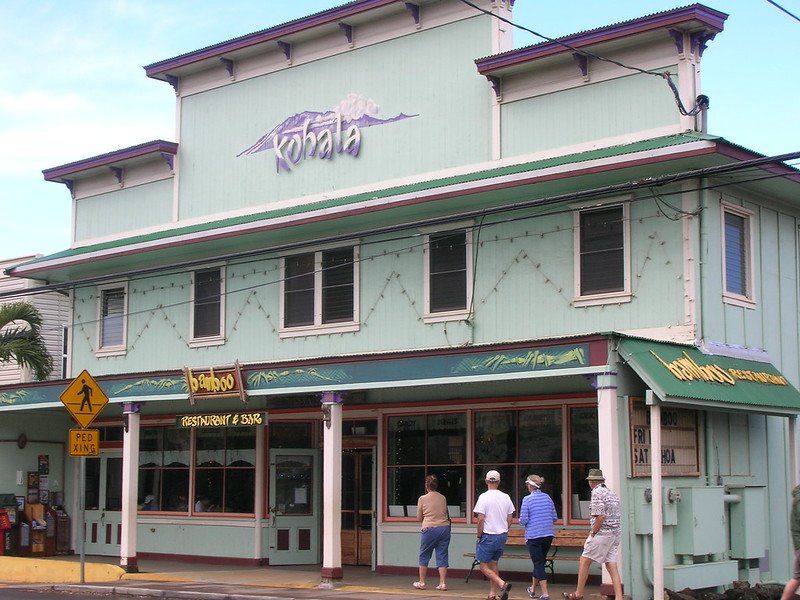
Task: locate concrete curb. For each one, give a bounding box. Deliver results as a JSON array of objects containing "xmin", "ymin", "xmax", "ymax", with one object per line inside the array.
[
  {"xmin": 0, "ymin": 556, "xmax": 124, "ymax": 583},
  {"xmin": 47, "ymin": 584, "xmax": 291, "ymax": 600}
]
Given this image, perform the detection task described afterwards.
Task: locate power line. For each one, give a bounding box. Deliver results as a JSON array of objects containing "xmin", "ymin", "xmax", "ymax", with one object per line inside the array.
[
  {"xmin": 765, "ymin": 0, "xmax": 800, "ymax": 23},
  {"xmin": 3, "ymin": 150, "xmax": 799, "ymax": 304}
]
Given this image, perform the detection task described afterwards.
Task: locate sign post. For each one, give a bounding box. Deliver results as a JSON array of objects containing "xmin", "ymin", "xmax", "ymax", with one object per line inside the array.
[{"xmin": 60, "ymin": 370, "xmax": 109, "ymax": 584}]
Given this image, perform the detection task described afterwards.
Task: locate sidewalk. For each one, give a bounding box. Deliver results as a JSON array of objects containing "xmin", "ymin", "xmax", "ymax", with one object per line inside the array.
[{"xmin": 0, "ymin": 554, "xmax": 599, "ymax": 599}]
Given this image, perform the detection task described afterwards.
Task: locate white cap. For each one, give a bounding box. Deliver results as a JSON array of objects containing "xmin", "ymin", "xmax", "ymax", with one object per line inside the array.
[{"xmin": 485, "ymin": 470, "xmax": 501, "ymax": 482}]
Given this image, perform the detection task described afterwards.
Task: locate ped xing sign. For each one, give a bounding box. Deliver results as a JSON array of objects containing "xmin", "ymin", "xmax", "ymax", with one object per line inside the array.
[
  {"xmin": 69, "ymin": 429, "xmax": 100, "ymax": 457},
  {"xmin": 60, "ymin": 369, "xmax": 109, "ymax": 428}
]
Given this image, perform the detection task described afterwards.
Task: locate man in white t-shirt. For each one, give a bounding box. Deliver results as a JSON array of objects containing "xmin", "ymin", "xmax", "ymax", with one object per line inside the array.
[{"xmin": 474, "ymin": 469, "xmax": 515, "ymax": 600}]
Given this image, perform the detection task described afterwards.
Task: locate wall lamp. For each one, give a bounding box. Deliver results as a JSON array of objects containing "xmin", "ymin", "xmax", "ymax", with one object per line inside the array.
[{"xmin": 320, "ymin": 392, "xmax": 344, "ymax": 429}]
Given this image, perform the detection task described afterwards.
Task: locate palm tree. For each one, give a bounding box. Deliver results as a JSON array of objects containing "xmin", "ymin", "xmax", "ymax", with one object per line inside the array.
[{"xmin": 0, "ymin": 301, "xmax": 53, "ymax": 381}]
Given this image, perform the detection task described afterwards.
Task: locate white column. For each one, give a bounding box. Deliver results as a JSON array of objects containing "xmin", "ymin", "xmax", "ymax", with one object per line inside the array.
[
  {"xmin": 320, "ymin": 394, "xmax": 343, "ymax": 587},
  {"xmin": 596, "ymin": 373, "xmax": 621, "ymax": 592},
  {"xmin": 648, "ymin": 392, "xmax": 665, "ymax": 600},
  {"xmin": 253, "ymin": 422, "xmax": 266, "ymax": 562},
  {"xmin": 119, "ymin": 402, "xmax": 141, "ymax": 572}
]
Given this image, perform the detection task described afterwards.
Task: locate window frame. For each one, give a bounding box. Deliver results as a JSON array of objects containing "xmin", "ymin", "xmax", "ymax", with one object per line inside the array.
[
  {"xmin": 189, "ymin": 265, "xmax": 226, "ymax": 347},
  {"xmin": 279, "ymin": 243, "xmax": 360, "ymax": 337},
  {"xmin": 721, "ymin": 202, "xmax": 756, "ymax": 308},
  {"xmin": 422, "ymin": 224, "xmax": 474, "ymax": 323},
  {"xmin": 572, "ymin": 199, "xmax": 631, "ymax": 307},
  {"xmin": 96, "ymin": 282, "xmax": 127, "ymax": 357}
]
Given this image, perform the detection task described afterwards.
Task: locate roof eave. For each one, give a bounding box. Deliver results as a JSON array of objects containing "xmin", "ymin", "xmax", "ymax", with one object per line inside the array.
[
  {"xmin": 42, "ymin": 140, "xmax": 178, "ymax": 183},
  {"xmin": 476, "ymin": 4, "xmax": 728, "ymax": 75}
]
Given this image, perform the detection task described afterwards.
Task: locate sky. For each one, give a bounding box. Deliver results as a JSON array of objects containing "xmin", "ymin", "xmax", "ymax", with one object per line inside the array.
[{"xmin": 1, "ymin": 0, "xmax": 798, "ymax": 260}]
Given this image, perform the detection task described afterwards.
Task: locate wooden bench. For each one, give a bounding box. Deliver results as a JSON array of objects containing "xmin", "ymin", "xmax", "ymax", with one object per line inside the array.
[{"xmin": 465, "ymin": 528, "xmax": 586, "ymax": 583}]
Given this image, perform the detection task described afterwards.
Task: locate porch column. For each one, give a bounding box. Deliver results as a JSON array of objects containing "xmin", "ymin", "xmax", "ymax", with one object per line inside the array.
[
  {"xmin": 596, "ymin": 372, "xmax": 621, "ymax": 595},
  {"xmin": 320, "ymin": 392, "xmax": 343, "ymax": 587},
  {"xmin": 120, "ymin": 402, "xmax": 141, "ymax": 572}
]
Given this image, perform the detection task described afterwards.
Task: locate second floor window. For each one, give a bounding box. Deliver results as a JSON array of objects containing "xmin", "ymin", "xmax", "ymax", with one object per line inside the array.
[
  {"xmin": 98, "ymin": 284, "xmax": 127, "ymax": 354},
  {"xmin": 281, "ymin": 246, "xmax": 358, "ymax": 335},
  {"xmin": 424, "ymin": 228, "xmax": 472, "ymax": 322},
  {"xmin": 191, "ymin": 267, "xmax": 225, "ymax": 342},
  {"xmin": 722, "ymin": 205, "xmax": 754, "ymax": 305},
  {"xmin": 574, "ymin": 203, "xmax": 630, "ymax": 304}
]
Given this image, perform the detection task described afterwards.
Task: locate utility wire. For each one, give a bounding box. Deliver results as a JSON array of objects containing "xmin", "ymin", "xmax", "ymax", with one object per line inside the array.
[
  {"xmin": 457, "ymin": 0, "xmax": 709, "ymax": 116},
  {"xmin": 3, "ymin": 151, "xmax": 799, "ymax": 309},
  {"xmin": 765, "ymin": 0, "xmax": 800, "ymax": 23}
]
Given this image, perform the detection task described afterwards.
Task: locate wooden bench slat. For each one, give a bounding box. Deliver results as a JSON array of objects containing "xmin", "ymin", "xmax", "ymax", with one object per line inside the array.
[{"xmin": 464, "ymin": 529, "xmax": 586, "ymax": 583}]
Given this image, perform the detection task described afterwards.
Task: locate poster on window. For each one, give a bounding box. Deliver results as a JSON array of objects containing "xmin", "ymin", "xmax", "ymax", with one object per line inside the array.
[{"xmin": 629, "ymin": 398, "xmax": 699, "ymax": 477}]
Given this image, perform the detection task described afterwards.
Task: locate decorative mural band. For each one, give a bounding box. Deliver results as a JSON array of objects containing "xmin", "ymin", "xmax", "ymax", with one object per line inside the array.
[
  {"xmin": 650, "ymin": 351, "xmax": 789, "ymax": 386},
  {"xmin": 237, "ymin": 94, "xmax": 417, "ymax": 173},
  {"xmin": 0, "ymin": 343, "xmax": 599, "ymax": 407}
]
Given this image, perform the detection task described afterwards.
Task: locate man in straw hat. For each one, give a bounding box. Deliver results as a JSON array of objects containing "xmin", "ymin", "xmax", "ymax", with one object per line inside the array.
[
  {"xmin": 474, "ymin": 469, "xmax": 515, "ymax": 600},
  {"xmin": 562, "ymin": 468, "xmax": 623, "ymax": 600}
]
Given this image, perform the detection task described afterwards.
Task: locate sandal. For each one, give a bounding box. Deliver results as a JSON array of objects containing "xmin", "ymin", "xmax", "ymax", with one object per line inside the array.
[
  {"xmin": 436, "ymin": 584, "xmax": 448, "ymax": 591},
  {"xmin": 413, "ymin": 581, "xmax": 426, "ymax": 589},
  {"xmin": 499, "ymin": 582, "xmax": 512, "ymax": 600},
  {"xmin": 562, "ymin": 594, "xmax": 583, "ymax": 600}
]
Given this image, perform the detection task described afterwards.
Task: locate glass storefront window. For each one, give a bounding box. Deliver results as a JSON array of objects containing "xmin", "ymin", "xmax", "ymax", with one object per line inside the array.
[
  {"xmin": 195, "ymin": 426, "xmax": 256, "ymax": 514},
  {"xmin": 474, "ymin": 406, "xmax": 597, "ymax": 522},
  {"xmin": 269, "ymin": 422, "xmax": 313, "ymax": 448},
  {"xmin": 387, "ymin": 413, "xmax": 466, "ymax": 519},
  {"xmin": 138, "ymin": 426, "xmax": 190, "ymax": 512}
]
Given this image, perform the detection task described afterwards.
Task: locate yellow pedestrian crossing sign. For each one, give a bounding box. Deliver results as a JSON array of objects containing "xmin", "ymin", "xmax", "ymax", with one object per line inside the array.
[{"xmin": 60, "ymin": 370, "xmax": 109, "ymax": 428}]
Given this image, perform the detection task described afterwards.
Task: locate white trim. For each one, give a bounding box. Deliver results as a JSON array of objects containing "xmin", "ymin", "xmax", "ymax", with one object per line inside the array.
[
  {"xmin": 96, "ymin": 281, "xmax": 128, "ymax": 357},
  {"xmin": 720, "ymin": 201, "xmax": 756, "ymax": 308},
  {"xmin": 279, "ymin": 244, "xmax": 360, "ymax": 337},
  {"xmin": 188, "ymin": 264, "xmax": 227, "ymax": 346},
  {"xmin": 423, "ymin": 226, "xmax": 473, "ymax": 323},
  {"xmin": 572, "ymin": 199, "xmax": 631, "ymax": 305}
]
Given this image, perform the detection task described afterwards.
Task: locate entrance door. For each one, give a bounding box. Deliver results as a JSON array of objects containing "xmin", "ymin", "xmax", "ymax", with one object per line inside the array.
[
  {"xmin": 82, "ymin": 451, "xmax": 122, "ymax": 556},
  {"xmin": 268, "ymin": 449, "xmax": 320, "ymax": 565},
  {"xmin": 341, "ymin": 448, "xmax": 374, "ymax": 566}
]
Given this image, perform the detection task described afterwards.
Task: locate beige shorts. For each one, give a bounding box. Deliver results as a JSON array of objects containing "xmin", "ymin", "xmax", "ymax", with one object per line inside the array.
[{"xmin": 582, "ymin": 532, "xmax": 620, "ymax": 564}]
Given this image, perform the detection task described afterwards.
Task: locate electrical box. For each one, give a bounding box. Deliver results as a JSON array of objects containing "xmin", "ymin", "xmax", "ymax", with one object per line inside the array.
[
  {"xmin": 674, "ymin": 486, "xmax": 725, "ymax": 556},
  {"xmin": 728, "ymin": 485, "xmax": 766, "ymax": 559},
  {"xmin": 634, "ymin": 487, "xmax": 679, "ymax": 534}
]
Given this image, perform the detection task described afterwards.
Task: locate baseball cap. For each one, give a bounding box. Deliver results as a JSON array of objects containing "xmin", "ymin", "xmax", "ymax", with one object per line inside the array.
[{"xmin": 485, "ymin": 469, "xmax": 501, "ymax": 482}]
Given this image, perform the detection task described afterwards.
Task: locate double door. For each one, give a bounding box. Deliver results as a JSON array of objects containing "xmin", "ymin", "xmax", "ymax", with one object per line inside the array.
[{"xmin": 341, "ymin": 448, "xmax": 374, "ymax": 566}]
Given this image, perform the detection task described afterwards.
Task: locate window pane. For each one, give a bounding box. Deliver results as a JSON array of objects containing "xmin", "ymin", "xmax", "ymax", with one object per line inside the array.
[
  {"xmin": 101, "ymin": 288, "xmax": 125, "ymax": 347},
  {"xmin": 285, "ymin": 253, "xmax": 315, "ymax": 327},
  {"xmin": 387, "ymin": 416, "xmax": 425, "ymax": 465},
  {"xmin": 580, "ymin": 206, "xmax": 624, "ymax": 295},
  {"xmin": 725, "ymin": 212, "xmax": 747, "ymax": 296},
  {"xmin": 226, "ymin": 426, "xmax": 256, "ymax": 466},
  {"xmin": 520, "ymin": 463, "xmax": 562, "ymax": 520},
  {"xmin": 427, "ymin": 413, "xmax": 466, "ymax": 465},
  {"xmin": 474, "ymin": 411, "xmax": 516, "ymax": 464},
  {"xmin": 195, "ymin": 469, "xmax": 223, "ymax": 511},
  {"xmin": 570, "ymin": 407, "xmax": 598, "ymax": 462},
  {"xmin": 139, "ymin": 427, "xmax": 163, "ymax": 467},
  {"xmin": 85, "ymin": 459, "xmax": 100, "ymax": 510},
  {"xmin": 473, "ymin": 465, "xmax": 516, "ymax": 512},
  {"xmin": 269, "ymin": 422, "xmax": 313, "ymax": 448},
  {"xmin": 322, "ymin": 248, "xmax": 354, "ymax": 323},
  {"xmin": 518, "ymin": 409, "xmax": 562, "ymax": 463},
  {"xmin": 105, "ymin": 458, "xmax": 123, "ymax": 511},
  {"xmin": 274, "ymin": 456, "xmax": 312, "ymax": 515},
  {"xmin": 436, "ymin": 466, "xmax": 467, "ymax": 518},
  {"xmin": 387, "ymin": 466, "xmax": 425, "ymax": 510},
  {"xmin": 194, "ymin": 268, "xmax": 222, "ymax": 338},
  {"xmin": 429, "ymin": 231, "xmax": 467, "ymax": 312},
  {"xmin": 225, "ymin": 468, "xmax": 255, "ymax": 513},
  {"xmin": 162, "ymin": 469, "xmax": 190, "ymax": 511},
  {"xmin": 163, "ymin": 427, "xmax": 190, "ymax": 467},
  {"xmin": 196, "ymin": 429, "xmax": 224, "ymax": 466}
]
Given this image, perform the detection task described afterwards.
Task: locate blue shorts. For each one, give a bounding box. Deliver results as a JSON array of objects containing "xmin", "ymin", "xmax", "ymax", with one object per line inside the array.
[
  {"xmin": 419, "ymin": 525, "xmax": 451, "ymax": 567},
  {"xmin": 476, "ymin": 532, "xmax": 507, "ymax": 563}
]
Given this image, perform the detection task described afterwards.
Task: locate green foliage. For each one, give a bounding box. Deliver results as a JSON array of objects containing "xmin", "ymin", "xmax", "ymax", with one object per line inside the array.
[{"xmin": 0, "ymin": 302, "xmax": 53, "ymax": 381}]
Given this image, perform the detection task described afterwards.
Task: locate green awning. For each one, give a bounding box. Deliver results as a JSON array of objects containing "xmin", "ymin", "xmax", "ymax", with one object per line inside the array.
[{"xmin": 617, "ymin": 337, "xmax": 800, "ymax": 416}]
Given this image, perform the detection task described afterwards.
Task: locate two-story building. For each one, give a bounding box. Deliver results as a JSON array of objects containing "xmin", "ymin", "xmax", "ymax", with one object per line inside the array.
[{"xmin": 3, "ymin": 1, "xmax": 800, "ymax": 597}]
